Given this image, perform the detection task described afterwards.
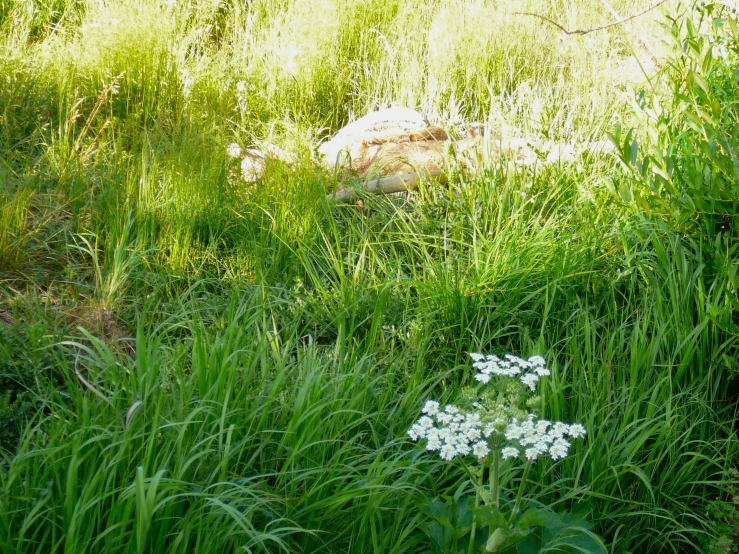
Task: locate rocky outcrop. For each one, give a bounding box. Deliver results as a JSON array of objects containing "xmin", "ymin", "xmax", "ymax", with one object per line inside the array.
[
  {"xmin": 318, "ymin": 107, "xmax": 483, "ymax": 180},
  {"xmin": 227, "ymin": 107, "xmax": 614, "ymax": 200}
]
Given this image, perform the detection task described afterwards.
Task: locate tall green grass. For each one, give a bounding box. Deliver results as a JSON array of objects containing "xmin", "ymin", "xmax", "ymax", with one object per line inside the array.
[
  {"xmin": 1, "ymin": 0, "xmax": 737, "ymax": 552},
  {"xmin": 0, "ymin": 0, "xmax": 668, "ymax": 276}
]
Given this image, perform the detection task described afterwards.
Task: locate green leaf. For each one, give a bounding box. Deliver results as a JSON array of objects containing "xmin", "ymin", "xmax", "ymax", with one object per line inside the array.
[
  {"xmin": 513, "ymin": 532, "xmax": 544, "ymax": 554},
  {"xmin": 456, "ymin": 495, "xmax": 474, "ymax": 529},
  {"xmin": 690, "ymin": 71, "xmax": 711, "ymax": 95},
  {"xmin": 556, "ymin": 510, "xmax": 594, "ymax": 531},
  {"xmin": 473, "ymin": 505, "xmax": 507, "ymax": 529},
  {"xmin": 435, "ymin": 515, "xmax": 454, "ymax": 531},
  {"xmin": 515, "ymin": 508, "xmax": 544, "ymax": 531},
  {"xmin": 536, "ymin": 508, "xmax": 568, "ymax": 535},
  {"xmin": 423, "ymin": 498, "xmax": 451, "ymax": 520},
  {"xmin": 452, "ymin": 525, "xmax": 473, "ymax": 540},
  {"xmin": 428, "ymin": 521, "xmax": 452, "ymax": 553}
]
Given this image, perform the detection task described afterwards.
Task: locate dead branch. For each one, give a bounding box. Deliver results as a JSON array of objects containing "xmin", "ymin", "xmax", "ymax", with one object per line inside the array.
[
  {"xmin": 513, "ymin": 0, "xmax": 667, "ymax": 35},
  {"xmin": 328, "ymin": 170, "xmax": 447, "ymax": 202}
]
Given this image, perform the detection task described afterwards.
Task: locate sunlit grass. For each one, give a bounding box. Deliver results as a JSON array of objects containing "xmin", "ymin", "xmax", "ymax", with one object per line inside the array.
[{"xmin": 0, "ymin": 0, "xmax": 737, "ymax": 553}]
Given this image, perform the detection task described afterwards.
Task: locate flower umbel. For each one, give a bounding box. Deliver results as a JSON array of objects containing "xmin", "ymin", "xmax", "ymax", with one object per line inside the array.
[
  {"xmin": 408, "ymin": 354, "xmax": 585, "ymax": 463},
  {"xmin": 409, "ymin": 353, "xmax": 594, "ymax": 553}
]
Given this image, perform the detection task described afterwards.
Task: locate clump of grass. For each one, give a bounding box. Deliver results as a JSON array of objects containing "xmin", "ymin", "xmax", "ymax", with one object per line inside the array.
[
  {"xmin": 0, "ymin": 187, "xmax": 34, "ymax": 271},
  {"xmin": 1, "ymin": 271, "xmax": 736, "ymax": 553},
  {"xmin": 0, "ymin": 0, "xmax": 737, "ymax": 553}
]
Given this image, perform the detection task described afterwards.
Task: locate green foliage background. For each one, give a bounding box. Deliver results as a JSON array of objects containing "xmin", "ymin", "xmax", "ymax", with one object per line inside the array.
[{"xmin": 0, "ymin": 0, "xmax": 737, "ymax": 552}]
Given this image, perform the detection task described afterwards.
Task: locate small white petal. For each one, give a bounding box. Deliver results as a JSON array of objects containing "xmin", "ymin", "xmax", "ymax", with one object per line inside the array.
[
  {"xmin": 525, "ymin": 447, "xmax": 540, "ymax": 460},
  {"xmin": 567, "ymin": 424, "xmax": 586, "ymax": 438},
  {"xmin": 549, "ymin": 438, "xmax": 570, "ymax": 460},
  {"xmin": 473, "ymin": 441, "xmax": 490, "ymax": 458},
  {"xmin": 520, "ymin": 373, "xmax": 539, "ymax": 391},
  {"xmin": 501, "ymin": 447, "xmax": 520, "ymax": 459},
  {"xmin": 422, "ymin": 401, "xmax": 440, "ymax": 416}
]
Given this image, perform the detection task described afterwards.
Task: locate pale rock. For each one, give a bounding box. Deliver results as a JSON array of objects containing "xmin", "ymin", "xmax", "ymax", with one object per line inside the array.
[
  {"xmin": 240, "ymin": 149, "xmax": 267, "ymax": 182},
  {"xmin": 318, "ymin": 107, "xmax": 481, "ymax": 178}
]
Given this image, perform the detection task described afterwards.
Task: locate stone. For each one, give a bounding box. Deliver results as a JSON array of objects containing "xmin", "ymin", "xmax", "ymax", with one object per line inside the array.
[
  {"xmin": 319, "ymin": 107, "xmax": 479, "ymax": 178},
  {"xmin": 240, "ymin": 148, "xmax": 267, "ymax": 182}
]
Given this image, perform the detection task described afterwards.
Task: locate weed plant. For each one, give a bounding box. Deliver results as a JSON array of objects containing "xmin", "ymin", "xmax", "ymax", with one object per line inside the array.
[{"xmin": 0, "ymin": 0, "xmax": 738, "ymax": 553}]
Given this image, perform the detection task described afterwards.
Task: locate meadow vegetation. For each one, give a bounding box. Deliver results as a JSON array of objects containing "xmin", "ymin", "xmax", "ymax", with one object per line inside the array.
[{"xmin": 0, "ymin": 0, "xmax": 737, "ymax": 552}]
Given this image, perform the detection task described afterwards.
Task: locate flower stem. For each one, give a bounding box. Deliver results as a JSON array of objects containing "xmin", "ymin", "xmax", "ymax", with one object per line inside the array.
[
  {"xmin": 490, "ymin": 449, "xmax": 500, "ymax": 510},
  {"xmin": 508, "ymin": 462, "xmax": 531, "ymax": 525},
  {"xmin": 468, "ymin": 464, "xmax": 484, "ymax": 554}
]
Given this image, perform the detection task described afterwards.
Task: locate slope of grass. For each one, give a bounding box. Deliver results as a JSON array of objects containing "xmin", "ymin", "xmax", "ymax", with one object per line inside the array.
[{"xmin": 1, "ymin": 0, "xmax": 737, "ymax": 553}]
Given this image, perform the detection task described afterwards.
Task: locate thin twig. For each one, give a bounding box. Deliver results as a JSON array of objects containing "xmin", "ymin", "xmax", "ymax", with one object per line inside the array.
[{"xmin": 513, "ymin": 0, "xmax": 668, "ymax": 35}]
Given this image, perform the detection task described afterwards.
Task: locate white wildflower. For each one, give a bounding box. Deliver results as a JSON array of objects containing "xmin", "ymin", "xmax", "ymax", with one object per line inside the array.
[
  {"xmin": 505, "ymin": 421, "xmax": 525, "ymax": 441},
  {"xmin": 456, "ymin": 442, "xmax": 471, "ymax": 457},
  {"xmin": 520, "ymin": 373, "xmax": 539, "ymax": 391},
  {"xmin": 501, "ymin": 446, "xmax": 520, "ymax": 459},
  {"xmin": 567, "ymin": 424, "xmax": 586, "ymax": 438},
  {"xmin": 549, "ymin": 438, "xmax": 570, "ymax": 460},
  {"xmin": 440, "ymin": 443, "xmax": 457, "ymax": 460},
  {"xmin": 551, "ymin": 422, "xmax": 570, "ymax": 438},
  {"xmin": 528, "ymin": 355, "xmax": 546, "ymax": 366},
  {"xmin": 408, "ymin": 416, "xmax": 433, "ymax": 441},
  {"xmin": 525, "ymin": 447, "xmax": 542, "ymax": 461},
  {"xmin": 409, "ymin": 354, "xmax": 584, "ymax": 465},
  {"xmin": 236, "ymin": 80, "xmax": 247, "ymax": 92},
  {"xmin": 475, "ymin": 373, "xmax": 491, "ymax": 384},
  {"xmin": 426, "ymin": 429, "xmax": 441, "ymax": 451},
  {"xmin": 473, "ymin": 441, "xmax": 490, "ymax": 458},
  {"xmin": 422, "ymin": 400, "xmax": 440, "ymax": 416},
  {"xmin": 436, "ymin": 411, "xmax": 453, "ymax": 424},
  {"xmin": 472, "ymin": 353, "xmax": 525, "ymax": 380}
]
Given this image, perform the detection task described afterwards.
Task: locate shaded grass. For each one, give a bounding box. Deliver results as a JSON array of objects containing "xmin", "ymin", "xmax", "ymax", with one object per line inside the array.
[
  {"xmin": 3, "ymin": 167, "xmax": 736, "ymax": 552},
  {"xmin": 1, "ymin": 250, "xmax": 736, "ymax": 552}
]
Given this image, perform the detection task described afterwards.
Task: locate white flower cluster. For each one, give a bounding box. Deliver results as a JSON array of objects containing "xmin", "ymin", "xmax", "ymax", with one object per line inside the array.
[
  {"xmin": 503, "ymin": 415, "xmax": 586, "ymax": 461},
  {"xmin": 409, "ymin": 354, "xmax": 587, "ymax": 464},
  {"xmin": 408, "ymin": 401, "xmax": 491, "ymax": 461},
  {"xmin": 470, "ymin": 353, "xmax": 550, "ymax": 391},
  {"xmin": 408, "ymin": 401, "xmax": 586, "ymax": 463}
]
